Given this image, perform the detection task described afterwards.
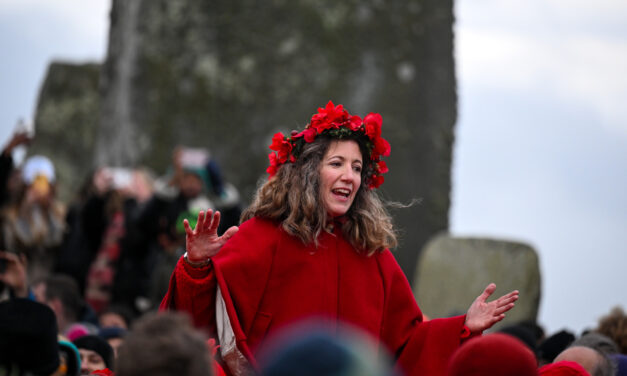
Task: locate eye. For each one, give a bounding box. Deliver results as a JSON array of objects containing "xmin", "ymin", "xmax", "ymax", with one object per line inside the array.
[
  {"xmin": 330, "ymin": 161, "xmax": 342, "ymax": 167},
  {"xmin": 353, "ymin": 165, "xmax": 362, "ymax": 173}
]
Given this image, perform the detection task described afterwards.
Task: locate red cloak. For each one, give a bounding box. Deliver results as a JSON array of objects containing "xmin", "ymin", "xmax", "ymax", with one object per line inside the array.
[{"xmin": 160, "ymin": 217, "xmax": 467, "ymax": 375}]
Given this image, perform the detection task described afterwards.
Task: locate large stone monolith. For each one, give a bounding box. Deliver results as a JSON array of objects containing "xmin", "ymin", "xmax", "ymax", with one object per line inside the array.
[
  {"xmin": 413, "ymin": 234, "xmax": 541, "ymax": 329},
  {"xmin": 31, "ymin": 62, "xmax": 101, "ymax": 202},
  {"xmin": 95, "ymin": 0, "xmax": 457, "ymax": 279}
]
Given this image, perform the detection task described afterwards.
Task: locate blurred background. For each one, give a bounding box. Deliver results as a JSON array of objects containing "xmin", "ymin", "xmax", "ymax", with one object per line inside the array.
[{"xmin": 0, "ymin": 0, "xmax": 625, "ymax": 336}]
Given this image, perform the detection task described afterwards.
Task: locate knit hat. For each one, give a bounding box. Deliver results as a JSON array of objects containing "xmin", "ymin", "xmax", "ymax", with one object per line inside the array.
[
  {"xmin": 538, "ymin": 360, "xmax": 591, "ymax": 375},
  {"xmin": 22, "ymin": 155, "xmax": 55, "ymax": 184},
  {"xmin": 447, "ymin": 333, "xmax": 537, "ymax": 376},
  {"xmin": 259, "ymin": 320, "xmax": 393, "ymax": 376},
  {"xmin": 58, "ymin": 340, "xmax": 81, "ymax": 376},
  {"xmin": 0, "ymin": 298, "xmax": 60, "ymax": 374},
  {"xmin": 99, "ymin": 326, "xmax": 127, "ymax": 340},
  {"xmin": 73, "ymin": 335, "xmax": 113, "ymax": 368},
  {"xmin": 538, "ymin": 330, "xmax": 576, "ymax": 363}
]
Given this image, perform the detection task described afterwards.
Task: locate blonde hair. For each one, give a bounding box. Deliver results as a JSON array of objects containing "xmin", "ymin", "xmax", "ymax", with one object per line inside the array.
[{"xmin": 242, "ymin": 136, "xmax": 397, "ymax": 254}]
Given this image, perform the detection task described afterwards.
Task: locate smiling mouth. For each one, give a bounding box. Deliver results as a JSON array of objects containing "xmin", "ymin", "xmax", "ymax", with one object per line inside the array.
[{"xmin": 332, "ymin": 188, "xmax": 351, "ymax": 198}]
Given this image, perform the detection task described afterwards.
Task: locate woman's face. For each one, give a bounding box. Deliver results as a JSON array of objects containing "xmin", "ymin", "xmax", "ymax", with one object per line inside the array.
[{"xmin": 319, "ymin": 140, "xmax": 363, "ymax": 218}]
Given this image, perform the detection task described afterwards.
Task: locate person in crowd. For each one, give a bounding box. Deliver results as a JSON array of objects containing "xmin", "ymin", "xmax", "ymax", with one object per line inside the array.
[
  {"xmin": 538, "ymin": 330, "xmax": 577, "ymax": 366},
  {"xmin": 98, "ymin": 304, "xmax": 134, "ymax": 330},
  {"xmin": 596, "ymin": 306, "xmax": 627, "ymax": 355},
  {"xmin": 499, "ymin": 322, "xmax": 539, "ymax": 354},
  {"xmin": 73, "ymin": 335, "xmax": 114, "ymax": 375},
  {"xmin": 446, "ymin": 333, "xmax": 537, "ymax": 376},
  {"xmin": 160, "ymin": 101, "xmax": 519, "ymax": 375},
  {"xmin": 259, "ymin": 319, "xmax": 394, "ymax": 376},
  {"xmin": 0, "ymin": 131, "xmax": 31, "ymax": 207},
  {"xmin": 116, "ymin": 312, "xmax": 215, "ymax": 376},
  {"xmin": 113, "ymin": 149, "xmax": 214, "ymax": 312},
  {"xmin": 0, "ymin": 247, "xmax": 29, "ymax": 300},
  {"xmin": 99, "ymin": 326, "xmax": 126, "ymax": 360},
  {"xmin": 553, "ymin": 345, "xmax": 615, "ymax": 376},
  {"xmin": 0, "ymin": 298, "xmax": 60, "ymax": 375},
  {"xmin": 2, "ymin": 155, "xmax": 66, "ymax": 284},
  {"xmin": 572, "ymin": 332, "xmax": 619, "ymax": 356},
  {"xmin": 37, "ymin": 274, "xmax": 98, "ymax": 336}
]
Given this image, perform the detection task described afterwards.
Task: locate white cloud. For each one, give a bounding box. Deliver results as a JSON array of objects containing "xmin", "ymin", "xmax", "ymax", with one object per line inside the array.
[{"xmin": 456, "ymin": 20, "xmax": 627, "ymax": 136}]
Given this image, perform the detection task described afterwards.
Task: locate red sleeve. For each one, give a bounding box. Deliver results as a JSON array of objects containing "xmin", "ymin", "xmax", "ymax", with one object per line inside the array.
[
  {"xmin": 159, "ymin": 256, "xmax": 218, "ymax": 334},
  {"xmin": 377, "ymin": 250, "xmax": 466, "ymax": 376}
]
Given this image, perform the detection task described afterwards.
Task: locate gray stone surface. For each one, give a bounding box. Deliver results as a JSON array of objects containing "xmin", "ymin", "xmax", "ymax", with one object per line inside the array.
[
  {"xmin": 413, "ymin": 234, "xmax": 541, "ymax": 330},
  {"xmin": 31, "ymin": 62, "xmax": 101, "ymax": 202},
  {"xmin": 94, "ymin": 0, "xmax": 457, "ymax": 279}
]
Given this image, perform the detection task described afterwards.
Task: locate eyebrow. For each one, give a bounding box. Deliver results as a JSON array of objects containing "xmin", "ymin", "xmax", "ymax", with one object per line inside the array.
[{"xmin": 327, "ymin": 155, "xmax": 363, "ymax": 164}]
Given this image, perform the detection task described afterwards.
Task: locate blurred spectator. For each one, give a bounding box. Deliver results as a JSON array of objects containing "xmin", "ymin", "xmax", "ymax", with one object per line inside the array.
[
  {"xmin": 0, "ymin": 131, "xmax": 31, "ymax": 207},
  {"xmin": 446, "ymin": 333, "xmax": 537, "ymax": 376},
  {"xmin": 58, "ymin": 340, "xmax": 82, "ymax": 376},
  {"xmin": 499, "ymin": 322, "xmax": 538, "ymax": 354},
  {"xmin": 0, "ymin": 298, "xmax": 60, "ymax": 374},
  {"xmin": 99, "ymin": 326, "xmax": 127, "ymax": 360},
  {"xmin": 116, "ymin": 312, "xmax": 214, "ymax": 376},
  {"xmin": 37, "ymin": 274, "xmax": 97, "ymax": 335},
  {"xmin": 554, "ymin": 346, "xmax": 614, "ymax": 376},
  {"xmin": 611, "ymin": 354, "xmax": 627, "ymax": 376},
  {"xmin": 98, "ymin": 304, "xmax": 134, "ymax": 330},
  {"xmin": 73, "ymin": 335, "xmax": 113, "ymax": 375},
  {"xmin": 258, "ymin": 320, "xmax": 393, "ymax": 376},
  {"xmin": 538, "ymin": 330, "xmax": 576, "ymax": 366},
  {"xmin": 2, "ymin": 155, "xmax": 66, "ymax": 284},
  {"xmin": 596, "ymin": 306, "xmax": 627, "ymax": 355},
  {"xmin": 113, "ymin": 147, "xmax": 237, "ymax": 312},
  {"xmin": 572, "ymin": 332, "xmax": 619, "ymax": 355},
  {"xmin": 0, "ymin": 249, "xmax": 29, "ymax": 300}
]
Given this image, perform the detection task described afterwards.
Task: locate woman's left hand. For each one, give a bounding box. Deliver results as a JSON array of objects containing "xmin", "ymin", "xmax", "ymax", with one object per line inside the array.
[{"xmin": 465, "ymin": 283, "xmax": 519, "ymax": 333}]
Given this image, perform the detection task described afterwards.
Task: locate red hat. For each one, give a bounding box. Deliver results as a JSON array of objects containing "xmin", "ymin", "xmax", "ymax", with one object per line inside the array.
[
  {"xmin": 538, "ymin": 360, "xmax": 590, "ymax": 375},
  {"xmin": 447, "ymin": 333, "xmax": 537, "ymax": 376}
]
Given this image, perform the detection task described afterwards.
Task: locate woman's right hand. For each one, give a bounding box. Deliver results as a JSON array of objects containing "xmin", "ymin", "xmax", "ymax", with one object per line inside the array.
[{"xmin": 184, "ymin": 209, "xmax": 239, "ymax": 262}]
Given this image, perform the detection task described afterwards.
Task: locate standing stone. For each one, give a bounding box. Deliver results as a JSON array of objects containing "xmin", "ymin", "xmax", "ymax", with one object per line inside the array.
[
  {"xmin": 94, "ymin": 0, "xmax": 456, "ymax": 279},
  {"xmin": 413, "ymin": 234, "xmax": 541, "ymax": 329},
  {"xmin": 31, "ymin": 62, "xmax": 101, "ymax": 202}
]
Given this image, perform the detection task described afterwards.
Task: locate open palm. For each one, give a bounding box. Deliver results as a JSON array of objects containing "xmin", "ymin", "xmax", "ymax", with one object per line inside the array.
[
  {"xmin": 184, "ymin": 209, "xmax": 239, "ymax": 262},
  {"xmin": 465, "ymin": 283, "xmax": 519, "ymax": 333}
]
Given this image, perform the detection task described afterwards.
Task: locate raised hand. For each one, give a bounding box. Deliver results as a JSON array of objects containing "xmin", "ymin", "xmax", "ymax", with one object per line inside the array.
[
  {"xmin": 465, "ymin": 283, "xmax": 519, "ymax": 333},
  {"xmin": 0, "ymin": 251, "xmax": 28, "ymax": 298},
  {"xmin": 184, "ymin": 209, "xmax": 238, "ymax": 263}
]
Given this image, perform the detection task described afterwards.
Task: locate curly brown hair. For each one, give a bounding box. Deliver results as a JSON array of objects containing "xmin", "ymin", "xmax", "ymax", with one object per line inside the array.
[
  {"xmin": 242, "ymin": 135, "xmax": 397, "ymax": 254},
  {"xmin": 596, "ymin": 306, "xmax": 627, "ymax": 354}
]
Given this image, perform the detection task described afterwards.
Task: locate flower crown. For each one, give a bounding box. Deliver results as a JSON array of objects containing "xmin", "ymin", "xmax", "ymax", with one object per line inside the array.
[{"xmin": 266, "ymin": 101, "xmax": 390, "ymax": 189}]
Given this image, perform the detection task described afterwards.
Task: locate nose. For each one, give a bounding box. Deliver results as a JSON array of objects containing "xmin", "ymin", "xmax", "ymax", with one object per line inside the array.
[{"xmin": 340, "ymin": 165, "xmax": 359, "ymax": 182}]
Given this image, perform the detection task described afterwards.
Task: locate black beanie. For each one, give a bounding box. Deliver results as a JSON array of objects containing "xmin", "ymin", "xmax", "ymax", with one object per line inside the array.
[
  {"xmin": 0, "ymin": 298, "xmax": 60, "ymax": 374},
  {"xmin": 73, "ymin": 335, "xmax": 114, "ymax": 368}
]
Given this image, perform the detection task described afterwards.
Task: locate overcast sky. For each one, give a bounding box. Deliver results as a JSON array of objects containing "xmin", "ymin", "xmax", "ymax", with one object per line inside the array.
[{"xmin": 0, "ymin": 0, "xmax": 625, "ymax": 335}]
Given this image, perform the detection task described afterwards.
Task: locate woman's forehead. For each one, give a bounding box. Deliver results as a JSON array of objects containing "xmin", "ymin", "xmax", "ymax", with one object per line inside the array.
[{"xmin": 325, "ymin": 140, "xmax": 363, "ymax": 161}]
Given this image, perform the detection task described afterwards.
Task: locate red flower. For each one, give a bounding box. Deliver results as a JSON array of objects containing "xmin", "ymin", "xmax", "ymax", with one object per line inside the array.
[
  {"xmin": 348, "ymin": 115, "xmax": 362, "ymax": 131},
  {"xmin": 364, "ymin": 113, "xmax": 382, "ymax": 138},
  {"xmin": 373, "ymin": 136, "xmax": 391, "ymax": 158},
  {"xmin": 295, "ymin": 127, "xmax": 317, "ymax": 143},
  {"xmin": 269, "ymin": 132, "xmax": 293, "ymax": 163},
  {"xmin": 266, "ymin": 153, "xmax": 279, "ymax": 177},
  {"xmin": 369, "ymin": 174, "xmax": 385, "ymax": 189},
  {"xmin": 376, "ymin": 160, "xmax": 389, "ymax": 174},
  {"xmin": 269, "ymin": 132, "xmax": 286, "ymax": 151}
]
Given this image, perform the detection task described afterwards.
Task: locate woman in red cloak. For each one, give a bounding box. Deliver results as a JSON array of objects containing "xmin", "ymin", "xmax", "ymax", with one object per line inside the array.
[{"xmin": 160, "ymin": 101, "xmax": 519, "ymax": 376}]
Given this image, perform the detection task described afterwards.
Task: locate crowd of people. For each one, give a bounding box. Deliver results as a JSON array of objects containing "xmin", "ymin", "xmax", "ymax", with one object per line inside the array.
[{"xmin": 0, "ymin": 102, "xmax": 626, "ymax": 376}]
